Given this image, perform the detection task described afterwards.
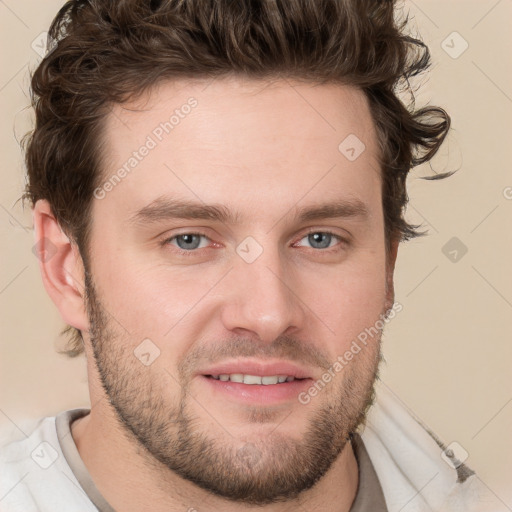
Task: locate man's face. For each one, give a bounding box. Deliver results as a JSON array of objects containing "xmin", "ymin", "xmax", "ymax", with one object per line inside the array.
[{"xmin": 83, "ymin": 78, "xmax": 394, "ymax": 504}]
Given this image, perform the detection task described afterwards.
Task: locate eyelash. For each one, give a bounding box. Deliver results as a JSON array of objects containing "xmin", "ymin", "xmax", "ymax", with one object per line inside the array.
[
  {"xmin": 161, "ymin": 229, "xmax": 348, "ymax": 257},
  {"xmin": 162, "ymin": 232, "xmax": 214, "ymax": 258},
  {"xmin": 294, "ymin": 229, "xmax": 347, "ymax": 253}
]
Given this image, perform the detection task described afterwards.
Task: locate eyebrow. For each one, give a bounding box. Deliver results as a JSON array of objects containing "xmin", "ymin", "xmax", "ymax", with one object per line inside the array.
[
  {"xmin": 128, "ymin": 197, "xmax": 241, "ymax": 226},
  {"xmin": 128, "ymin": 196, "xmax": 370, "ymax": 227},
  {"xmin": 296, "ymin": 200, "xmax": 369, "ymax": 223}
]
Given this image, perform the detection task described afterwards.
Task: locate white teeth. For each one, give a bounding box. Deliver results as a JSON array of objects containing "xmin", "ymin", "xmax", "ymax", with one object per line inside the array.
[
  {"xmin": 210, "ymin": 374, "xmax": 296, "ymax": 384},
  {"xmin": 243, "ymin": 375, "xmax": 262, "ymax": 385}
]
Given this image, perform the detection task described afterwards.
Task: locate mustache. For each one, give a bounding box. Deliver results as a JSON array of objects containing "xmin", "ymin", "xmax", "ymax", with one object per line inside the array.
[{"xmin": 178, "ymin": 335, "xmax": 333, "ymax": 380}]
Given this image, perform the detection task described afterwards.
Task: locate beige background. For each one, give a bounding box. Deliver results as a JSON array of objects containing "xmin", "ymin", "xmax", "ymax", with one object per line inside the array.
[{"xmin": 1, "ymin": 0, "xmax": 511, "ymax": 506}]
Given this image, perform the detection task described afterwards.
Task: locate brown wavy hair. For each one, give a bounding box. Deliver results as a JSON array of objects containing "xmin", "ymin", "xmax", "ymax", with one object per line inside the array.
[{"xmin": 23, "ymin": 0, "xmax": 452, "ymax": 356}]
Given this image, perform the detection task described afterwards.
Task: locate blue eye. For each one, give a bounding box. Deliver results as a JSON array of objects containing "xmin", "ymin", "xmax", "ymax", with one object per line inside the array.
[
  {"xmin": 167, "ymin": 233, "xmax": 210, "ymax": 251},
  {"xmin": 162, "ymin": 230, "xmax": 346, "ymax": 258},
  {"xmin": 297, "ymin": 232, "xmax": 343, "ymax": 250}
]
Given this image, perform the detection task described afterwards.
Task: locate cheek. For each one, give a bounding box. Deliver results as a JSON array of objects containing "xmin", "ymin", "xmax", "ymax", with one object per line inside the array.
[
  {"xmin": 91, "ymin": 229, "xmax": 388, "ymax": 360},
  {"xmin": 296, "ymin": 256, "xmax": 387, "ymax": 349},
  {"xmin": 91, "ymin": 251, "xmax": 200, "ymax": 343},
  {"xmin": 88, "ymin": 208, "xmax": 170, "ymax": 339}
]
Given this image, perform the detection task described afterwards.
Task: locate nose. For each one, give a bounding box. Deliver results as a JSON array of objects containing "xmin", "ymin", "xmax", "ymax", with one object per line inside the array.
[{"xmin": 220, "ymin": 244, "xmax": 305, "ymax": 344}]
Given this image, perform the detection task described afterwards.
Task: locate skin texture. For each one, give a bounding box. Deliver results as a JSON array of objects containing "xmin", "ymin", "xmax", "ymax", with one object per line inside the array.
[{"xmin": 34, "ymin": 77, "xmax": 399, "ymax": 512}]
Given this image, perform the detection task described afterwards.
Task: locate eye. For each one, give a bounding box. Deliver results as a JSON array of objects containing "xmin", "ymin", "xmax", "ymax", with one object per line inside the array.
[
  {"xmin": 165, "ymin": 233, "xmax": 210, "ymax": 251},
  {"xmin": 295, "ymin": 231, "xmax": 344, "ymax": 250}
]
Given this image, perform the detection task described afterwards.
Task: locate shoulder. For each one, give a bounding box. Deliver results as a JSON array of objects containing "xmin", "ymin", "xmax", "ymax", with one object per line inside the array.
[
  {"xmin": 0, "ymin": 410, "xmax": 95, "ymax": 512},
  {"xmin": 361, "ymin": 384, "xmax": 502, "ymax": 512}
]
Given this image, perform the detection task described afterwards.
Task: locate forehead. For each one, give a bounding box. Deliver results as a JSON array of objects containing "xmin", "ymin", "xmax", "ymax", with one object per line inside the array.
[{"xmin": 97, "ymin": 77, "xmax": 381, "ymax": 224}]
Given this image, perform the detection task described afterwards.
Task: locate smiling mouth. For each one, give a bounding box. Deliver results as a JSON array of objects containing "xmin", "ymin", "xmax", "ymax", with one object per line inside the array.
[{"xmin": 206, "ymin": 374, "xmax": 307, "ymax": 385}]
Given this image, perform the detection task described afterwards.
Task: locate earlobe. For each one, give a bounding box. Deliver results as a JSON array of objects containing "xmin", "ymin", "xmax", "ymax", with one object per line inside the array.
[{"xmin": 32, "ymin": 199, "xmax": 89, "ymax": 332}]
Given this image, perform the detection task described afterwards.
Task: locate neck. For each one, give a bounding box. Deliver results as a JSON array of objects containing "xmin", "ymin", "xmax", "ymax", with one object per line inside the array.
[{"xmin": 71, "ymin": 398, "xmax": 359, "ymax": 512}]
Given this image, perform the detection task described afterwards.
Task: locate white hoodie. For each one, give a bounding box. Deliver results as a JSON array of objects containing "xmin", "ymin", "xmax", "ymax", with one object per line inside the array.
[
  {"xmin": 361, "ymin": 383, "xmax": 506, "ymax": 511},
  {"xmin": 0, "ymin": 383, "xmax": 506, "ymax": 511}
]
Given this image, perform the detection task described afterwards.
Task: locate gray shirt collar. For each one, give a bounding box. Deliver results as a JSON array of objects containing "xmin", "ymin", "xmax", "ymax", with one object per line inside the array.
[{"xmin": 56, "ymin": 409, "xmax": 387, "ymax": 511}]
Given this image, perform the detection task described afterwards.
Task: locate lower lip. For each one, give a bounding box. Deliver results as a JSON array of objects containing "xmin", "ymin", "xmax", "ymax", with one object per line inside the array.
[{"xmin": 200, "ymin": 375, "xmax": 312, "ymax": 404}]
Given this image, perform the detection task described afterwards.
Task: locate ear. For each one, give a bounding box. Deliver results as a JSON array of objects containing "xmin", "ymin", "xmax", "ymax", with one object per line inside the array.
[
  {"xmin": 385, "ymin": 237, "xmax": 399, "ymax": 311},
  {"xmin": 32, "ymin": 199, "xmax": 88, "ymax": 331}
]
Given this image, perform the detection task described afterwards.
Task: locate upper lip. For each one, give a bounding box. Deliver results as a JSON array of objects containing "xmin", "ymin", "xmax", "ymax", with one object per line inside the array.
[{"xmin": 197, "ymin": 359, "xmax": 314, "ymax": 380}]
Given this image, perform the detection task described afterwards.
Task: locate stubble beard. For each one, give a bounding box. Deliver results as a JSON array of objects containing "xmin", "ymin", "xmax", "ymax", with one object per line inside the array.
[{"xmin": 84, "ymin": 274, "xmax": 384, "ymax": 505}]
